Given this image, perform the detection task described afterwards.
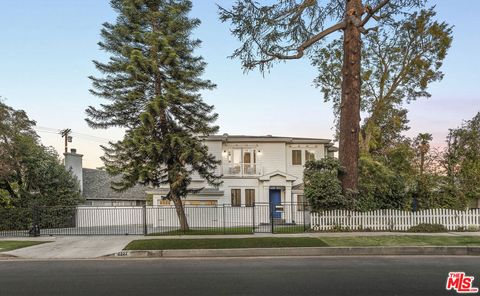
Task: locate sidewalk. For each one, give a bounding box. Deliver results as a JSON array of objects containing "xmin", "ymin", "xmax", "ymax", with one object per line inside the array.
[
  {"xmin": 1, "ymin": 236, "xmax": 143, "ymax": 259},
  {"xmin": 1, "ymin": 232, "xmax": 479, "ymax": 259}
]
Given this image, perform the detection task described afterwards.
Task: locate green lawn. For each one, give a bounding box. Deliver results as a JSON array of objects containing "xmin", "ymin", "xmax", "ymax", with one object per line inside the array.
[
  {"xmin": 321, "ymin": 235, "xmax": 480, "ymax": 247},
  {"xmin": 125, "ymin": 235, "xmax": 480, "ymax": 250},
  {"xmin": 125, "ymin": 237, "xmax": 328, "ymax": 250},
  {"xmin": 0, "ymin": 241, "xmax": 47, "ymax": 252},
  {"xmin": 148, "ymin": 227, "xmax": 254, "ymax": 236}
]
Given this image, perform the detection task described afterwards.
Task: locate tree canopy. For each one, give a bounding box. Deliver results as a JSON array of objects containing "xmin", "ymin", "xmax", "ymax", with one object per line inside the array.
[
  {"xmin": 0, "ymin": 100, "xmax": 82, "ymax": 208},
  {"xmin": 219, "ymin": 0, "xmax": 425, "ymax": 72},
  {"xmin": 313, "ymin": 8, "xmax": 452, "ymax": 154},
  {"xmin": 219, "ymin": 0, "xmax": 428, "ymax": 192},
  {"xmin": 444, "ymin": 113, "xmax": 480, "ymax": 205}
]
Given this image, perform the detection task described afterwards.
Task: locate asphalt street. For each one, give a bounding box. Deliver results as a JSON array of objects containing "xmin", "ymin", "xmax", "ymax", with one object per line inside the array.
[{"xmin": 0, "ymin": 256, "xmax": 478, "ymax": 296}]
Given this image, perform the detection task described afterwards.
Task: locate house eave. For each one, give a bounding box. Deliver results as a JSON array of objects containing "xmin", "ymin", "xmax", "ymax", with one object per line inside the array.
[{"xmin": 202, "ymin": 135, "xmax": 331, "ymax": 144}]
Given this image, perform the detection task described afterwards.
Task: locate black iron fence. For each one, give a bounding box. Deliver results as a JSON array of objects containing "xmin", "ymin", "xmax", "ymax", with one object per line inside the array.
[{"xmin": 0, "ymin": 203, "xmax": 310, "ymax": 237}]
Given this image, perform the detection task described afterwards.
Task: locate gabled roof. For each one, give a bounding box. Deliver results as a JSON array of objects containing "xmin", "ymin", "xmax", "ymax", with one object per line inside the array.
[
  {"xmin": 82, "ymin": 168, "xmax": 147, "ymax": 201},
  {"xmin": 259, "ymin": 170, "xmax": 298, "ymax": 182},
  {"xmin": 203, "ymin": 134, "xmax": 333, "ymax": 145}
]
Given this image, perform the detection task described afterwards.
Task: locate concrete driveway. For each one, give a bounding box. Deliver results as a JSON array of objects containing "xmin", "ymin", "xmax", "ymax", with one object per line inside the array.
[{"xmin": 2, "ymin": 236, "xmax": 140, "ymax": 259}]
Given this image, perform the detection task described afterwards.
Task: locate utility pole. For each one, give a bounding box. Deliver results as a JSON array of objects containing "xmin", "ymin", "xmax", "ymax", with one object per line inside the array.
[{"xmin": 60, "ymin": 129, "xmax": 72, "ymax": 153}]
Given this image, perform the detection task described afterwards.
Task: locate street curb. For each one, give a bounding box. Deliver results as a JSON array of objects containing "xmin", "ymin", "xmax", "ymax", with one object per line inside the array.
[
  {"xmin": 0, "ymin": 253, "xmax": 18, "ymax": 259},
  {"xmin": 108, "ymin": 246, "xmax": 480, "ymax": 258}
]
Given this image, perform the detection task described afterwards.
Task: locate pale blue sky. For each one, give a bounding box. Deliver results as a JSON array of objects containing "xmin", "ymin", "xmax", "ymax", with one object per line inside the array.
[{"xmin": 1, "ymin": 1, "xmax": 479, "ymax": 168}]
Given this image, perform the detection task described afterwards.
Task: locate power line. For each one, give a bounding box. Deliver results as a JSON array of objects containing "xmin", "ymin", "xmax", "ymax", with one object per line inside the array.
[
  {"xmin": 72, "ymin": 131, "xmax": 112, "ymax": 142},
  {"xmin": 33, "ymin": 126, "xmax": 115, "ymax": 144}
]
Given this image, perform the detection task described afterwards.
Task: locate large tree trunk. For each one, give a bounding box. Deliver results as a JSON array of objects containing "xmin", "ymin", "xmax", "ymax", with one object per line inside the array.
[
  {"xmin": 339, "ymin": 0, "xmax": 362, "ymax": 193},
  {"xmin": 172, "ymin": 195, "xmax": 190, "ymax": 232},
  {"xmin": 149, "ymin": 9, "xmax": 191, "ymax": 231}
]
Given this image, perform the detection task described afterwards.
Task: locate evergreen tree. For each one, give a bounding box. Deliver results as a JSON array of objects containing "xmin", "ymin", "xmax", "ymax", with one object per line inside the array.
[{"xmin": 87, "ymin": 0, "xmax": 221, "ymax": 230}]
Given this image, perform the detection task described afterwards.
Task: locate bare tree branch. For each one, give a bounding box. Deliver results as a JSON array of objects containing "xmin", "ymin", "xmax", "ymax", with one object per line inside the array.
[
  {"xmin": 258, "ymin": 20, "xmax": 346, "ymax": 63},
  {"xmin": 361, "ymin": 0, "xmax": 391, "ymax": 26},
  {"xmin": 360, "ymin": 26, "xmax": 379, "ymax": 34}
]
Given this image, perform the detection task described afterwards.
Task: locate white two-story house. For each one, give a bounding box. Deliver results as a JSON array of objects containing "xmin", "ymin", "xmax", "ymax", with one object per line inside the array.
[{"xmin": 150, "ymin": 134, "xmax": 337, "ymax": 209}]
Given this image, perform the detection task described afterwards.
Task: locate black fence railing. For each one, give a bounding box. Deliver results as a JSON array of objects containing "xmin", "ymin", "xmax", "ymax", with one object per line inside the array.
[{"xmin": 0, "ymin": 203, "xmax": 311, "ymax": 237}]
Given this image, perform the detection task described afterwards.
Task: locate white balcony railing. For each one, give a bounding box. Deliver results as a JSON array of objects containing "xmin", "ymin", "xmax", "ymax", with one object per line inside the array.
[{"xmin": 222, "ymin": 163, "xmax": 262, "ymax": 176}]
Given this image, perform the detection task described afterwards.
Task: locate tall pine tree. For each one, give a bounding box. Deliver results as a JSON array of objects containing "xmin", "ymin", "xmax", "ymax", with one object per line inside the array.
[{"xmin": 87, "ymin": 0, "xmax": 221, "ymax": 230}]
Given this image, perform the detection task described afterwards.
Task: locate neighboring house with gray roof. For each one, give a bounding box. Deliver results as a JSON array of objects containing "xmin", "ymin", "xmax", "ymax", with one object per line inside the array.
[
  {"xmin": 64, "ymin": 150, "xmax": 147, "ymax": 206},
  {"xmin": 82, "ymin": 168, "xmax": 147, "ymax": 206}
]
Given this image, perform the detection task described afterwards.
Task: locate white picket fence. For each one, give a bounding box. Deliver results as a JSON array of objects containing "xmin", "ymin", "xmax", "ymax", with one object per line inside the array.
[{"xmin": 310, "ymin": 209, "xmax": 480, "ymax": 231}]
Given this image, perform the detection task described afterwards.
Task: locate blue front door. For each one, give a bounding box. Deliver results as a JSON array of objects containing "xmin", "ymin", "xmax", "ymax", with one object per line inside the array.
[{"xmin": 269, "ymin": 189, "xmax": 282, "ymax": 219}]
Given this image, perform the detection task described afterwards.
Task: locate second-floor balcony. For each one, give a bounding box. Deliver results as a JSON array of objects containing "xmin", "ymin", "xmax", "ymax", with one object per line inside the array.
[{"xmin": 222, "ymin": 163, "xmax": 262, "ymax": 177}]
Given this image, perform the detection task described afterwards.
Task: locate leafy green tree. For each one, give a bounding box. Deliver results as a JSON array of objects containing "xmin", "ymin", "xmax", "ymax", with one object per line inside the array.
[
  {"xmin": 0, "ymin": 101, "xmax": 82, "ymax": 208},
  {"xmin": 303, "ymin": 158, "xmax": 351, "ymax": 211},
  {"xmin": 443, "ymin": 113, "xmax": 480, "ymax": 207},
  {"xmin": 357, "ymin": 145, "xmax": 415, "ymax": 211},
  {"xmin": 219, "ymin": 0, "xmax": 426, "ymax": 192},
  {"xmin": 0, "ymin": 99, "xmax": 37, "ymax": 200},
  {"xmin": 313, "ymin": 9, "xmax": 452, "ymax": 155},
  {"xmin": 87, "ymin": 0, "xmax": 221, "ymax": 230},
  {"xmin": 409, "ymin": 132, "xmax": 466, "ymax": 210},
  {"xmin": 0, "ymin": 187, "xmax": 11, "ymax": 208}
]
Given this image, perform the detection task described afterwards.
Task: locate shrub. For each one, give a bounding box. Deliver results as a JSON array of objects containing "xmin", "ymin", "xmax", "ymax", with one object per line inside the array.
[
  {"xmin": 456, "ymin": 226, "xmax": 480, "ymax": 232},
  {"xmin": 329, "ymin": 224, "xmax": 352, "ymax": 232},
  {"xmin": 0, "ymin": 207, "xmax": 32, "ymax": 231},
  {"xmin": 304, "ymin": 158, "xmax": 352, "ymax": 211},
  {"xmin": 408, "ymin": 223, "xmax": 447, "ymax": 233},
  {"xmin": 357, "ymin": 156, "xmax": 412, "ymax": 211},
  {"xmin": 468, "ymin": 226, "xmax": 480, "ymax": 232}
]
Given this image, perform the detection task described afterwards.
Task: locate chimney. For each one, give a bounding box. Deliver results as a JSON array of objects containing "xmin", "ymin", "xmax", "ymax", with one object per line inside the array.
[{"xmin": 64, "ymin": 148, "xmax": 83, "ymax": 192}]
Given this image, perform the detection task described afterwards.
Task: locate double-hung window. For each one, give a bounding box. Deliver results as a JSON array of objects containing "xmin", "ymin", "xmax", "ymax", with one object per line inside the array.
[
  {"xmin": 292, "ymin": 150, "xmax": 302, "ymax": 165},
  {"xmin": 297, "ymin": 195, "xmax": 307, "ymax": 211},
  {"xmin": 245, "ymin": 189, "xmax": 255, "ymax": 207},
  {"xmin": 231, "ymin": 189, "xmax": 241, "ymax": 207}
]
